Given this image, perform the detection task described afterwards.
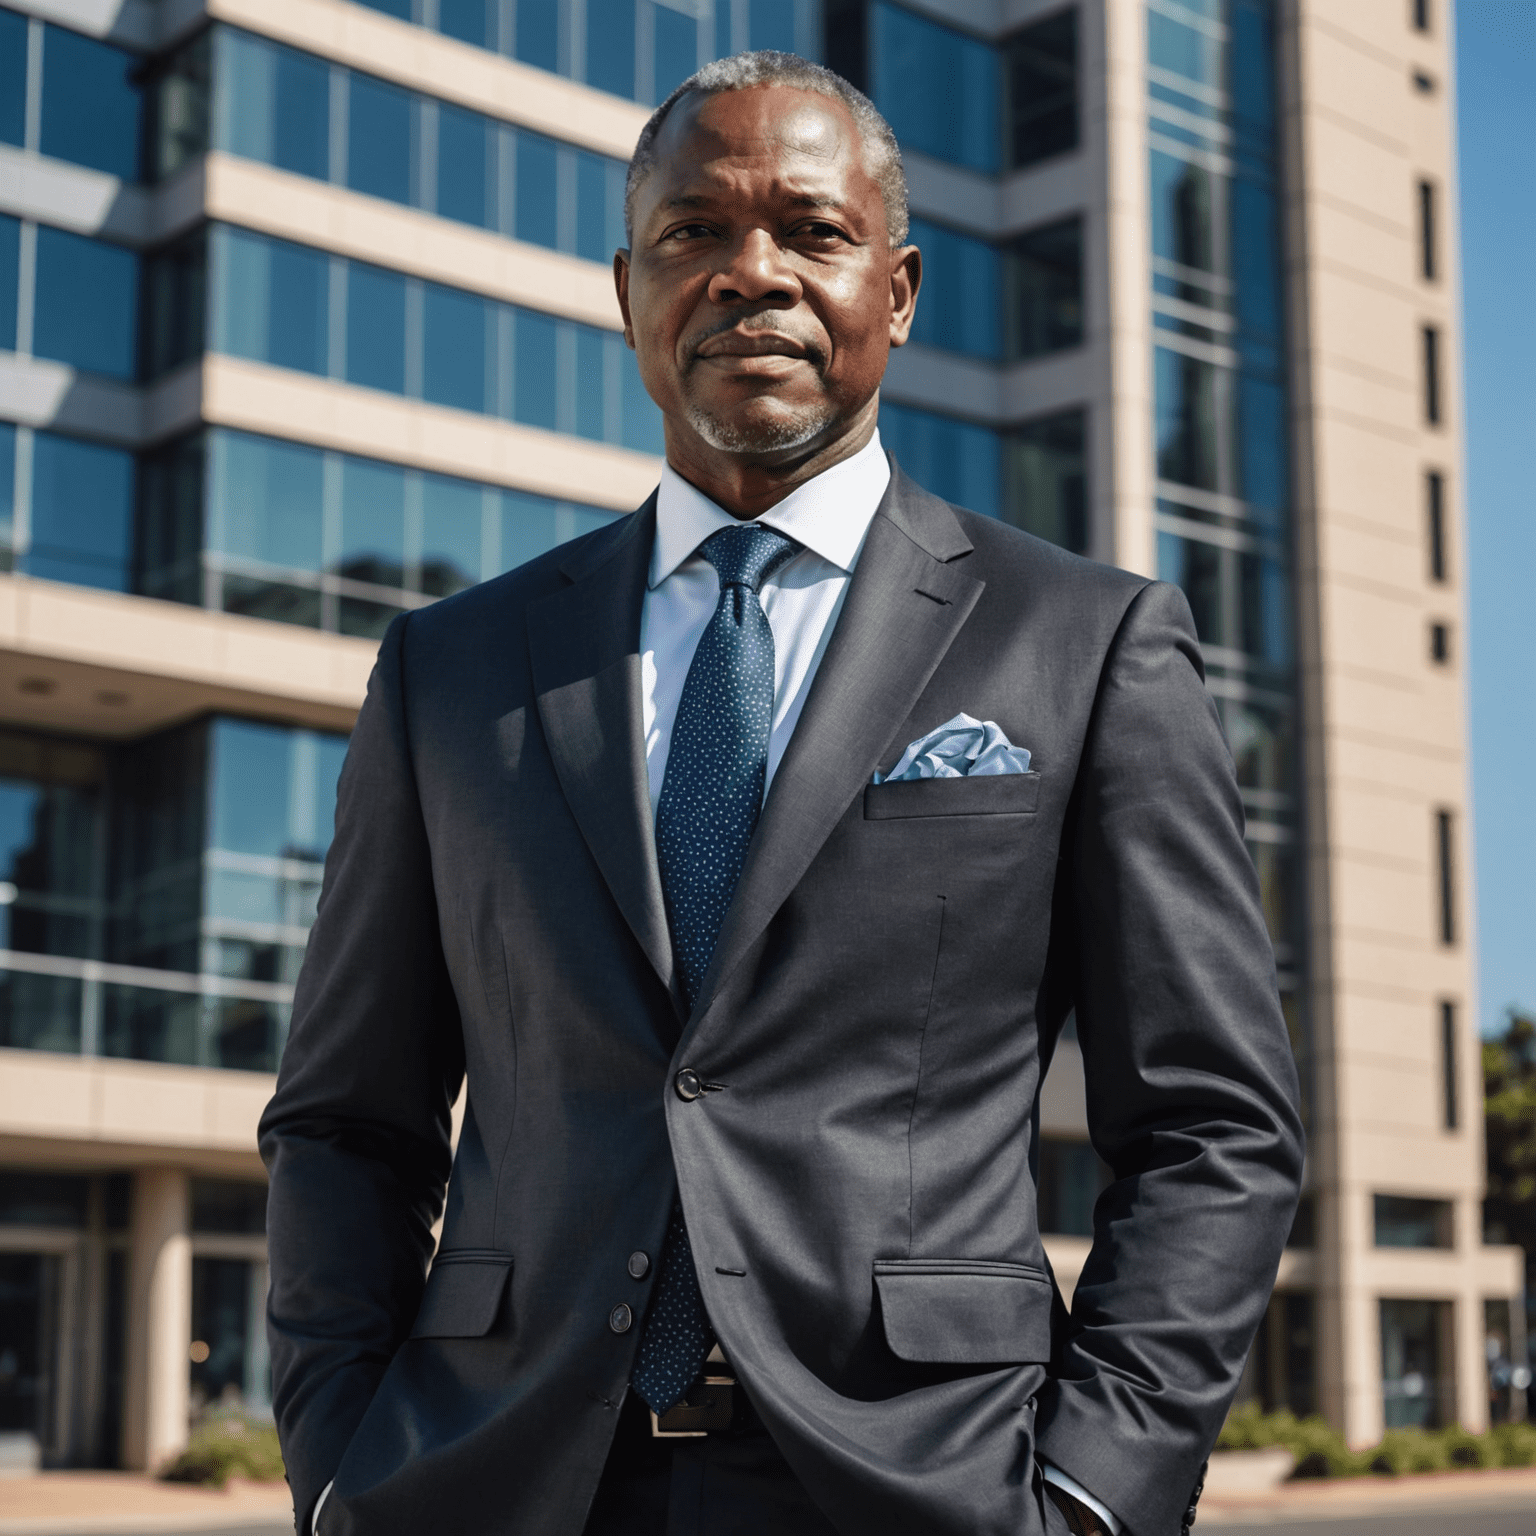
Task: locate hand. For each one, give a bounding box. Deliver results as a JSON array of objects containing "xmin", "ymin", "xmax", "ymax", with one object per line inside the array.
[{"xmin": 1046, "ymin": 1483, "xmax": 1111, "ymax": 1536}]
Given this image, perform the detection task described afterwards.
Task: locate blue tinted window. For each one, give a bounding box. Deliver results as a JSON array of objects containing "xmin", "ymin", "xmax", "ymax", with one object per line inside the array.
[
  {"xmin": 500, "ymin": 489, "xmax": 562, "ymax": 572},
  {"xmin": 267, "ymin": 240, "xmax": 331, "ymax": 375},
  {"xmin": 1156, "ymin": 530, "xmax": 1223, "ymax": 647},
  {"xmin": 514, "ymin": 308, "xmax": 559, "ymax": 429},
  {"xmin": 587, "ymin": 0, "xmax": 636, "ymax": 98},
  {"xmin": 1155, "ymin": 347, "xmax": 1219, "ymax": 491},
  {"xmin": 438, "ymin": 103, "xmax": 489, "ymax": 227},
  {"xmin": 28, "ymin": 433, "xmax": 134, "ymax": 591},
  {"xmin": 871, "ymin": 3, "xmax": 998, "ymax": 174},
  {"xmin": 0, "ymin": 215, "xmax": 18, "ymax": 352},
  {"xmin": 346, "ymin": 263, "xmax": 407, "ymax": 393},
  {"xmin": 576, "ymin": 151, "xmax": 607, "ymax": 262},
  {"xmin": 1150, "ymin": 150, "xmax": 1214, "ymax": 272},
  {"xmin": 210, "ymin": 430, "xmax": 324, "ymax": 572},
  {"xmin": 878, "ymin": 403, "xmax": 1000, "ymax": 519},
  {"xmin": 423, "ymin": 284, "xmax": 487, "ymax": 412},
  {"xmin": 441, "ymin": 0, "xmax": 494, "ymax": 47},
  {"xmin": 1238, "ymin": 375, "xmax": 1286, "ymax": 528},
  {"xmin": 32, "ymin": 228, "xmax": 137, "ymax": 380},
  {"xmin": 1230, "ymin": 0, "xmax": 1276, "ymax": 147},
  {"xmin": 516, "ymin": 132, "xmax": 559, "ymax": 249},
  {"xmin": 749, "ymin": 0, "xmax": 797, "ymax": 52},
  {"xmin": 348, "ymin": 73, "xmax": 414, "ymax": 205},
  {"xmin": 217, "ymin": 30, "xmax": 277, "ymax": 164},
  {"xmin": 908, "ymin": 219, "xmax": 1001, "ymax": 360},
  {"xmin": 338, "ymin": 457, "xmax": 406, "ymax": 587},
  {"xmin": 209, "ymin": 720, "xmax": 346, "ymax": 865},
  {"xmin": 39, "ymin": 26, "xmax": 142, "ymax": 181},
  {"xmin": 0, "ymin": 10, "xmax": 25, "ymax": 147},
  {"xmin": 515, "ymin": 0, "xmax": 559, "ymax": 72},
  {"xmin": 354, "ymin": 0, "xmax": 411, "ymax": 17},
  {"xmin": 1147, "ymin": 11, "xmax": 1222, "ymax": 89},
  {"xmin": 420, "ymin": 474, "xmax": 483, "ymax": 595},
  {"xmin": 0, "ymin": 424, "xmax": 14, "ymax": 540},
  {"xmin": 1231, "ymin": 179, "xmax": 1280, "ymax": 339},
  {"xmin": 273, "ymin": 46, "xmax": 331, "ymax": 180},
  {"xmin": 575, "ymin": 326, "xmax": 606, "ymax": 440},
  {"xmin": 620, "ymin": 346, "xmax": 663, "ymax": 454},
  {"xmin": 654, "ymin": 5, "xmax": 697, "ymax": 102}
]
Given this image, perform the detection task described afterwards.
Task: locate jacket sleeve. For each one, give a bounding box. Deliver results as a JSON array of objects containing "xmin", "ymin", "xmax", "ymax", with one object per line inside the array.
[
  {"xmin": 258, "ymin": 613, "xmax": 465, "ymax": 1525},
  {"xmin": 1033, "ymin": 581, "xmax": 1305, "ymax": 1536}
]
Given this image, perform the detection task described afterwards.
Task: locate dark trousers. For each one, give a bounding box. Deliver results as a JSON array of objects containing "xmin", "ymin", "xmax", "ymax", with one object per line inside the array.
[{"xmin": 583, "ymin": 1391, "xmax": 840, "ymax": 1536}]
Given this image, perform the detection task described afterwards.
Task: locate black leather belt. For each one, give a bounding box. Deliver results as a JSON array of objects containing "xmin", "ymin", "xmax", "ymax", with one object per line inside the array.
[{"xmin": 650, "ymin": 1359, "xmax": 738, "ymax": 1437}]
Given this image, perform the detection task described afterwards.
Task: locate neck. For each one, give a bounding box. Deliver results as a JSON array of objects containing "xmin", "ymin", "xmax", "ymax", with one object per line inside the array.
[{"xmin": 662, "ymin": 399, "xmax": 880, "ymax": 520}]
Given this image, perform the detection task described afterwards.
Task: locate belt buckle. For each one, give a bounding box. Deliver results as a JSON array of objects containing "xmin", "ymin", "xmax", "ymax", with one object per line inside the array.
[{"xmin": 649, "ymin": 1374, "xmax": 736, "ymax": 1438}]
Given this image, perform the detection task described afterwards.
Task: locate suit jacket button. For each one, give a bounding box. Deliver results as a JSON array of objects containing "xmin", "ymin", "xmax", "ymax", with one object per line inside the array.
[
  {"xmin": 609, "ymin": 1303, "xmax": 633, "ymax": 1333},
  {"xmin": 674, "ymin": 1068, "xmax": 702, "ymax": 1101},
  {"xmin": 628, "ymin": 1251, "xmax": 650, "ymax": 1279}
]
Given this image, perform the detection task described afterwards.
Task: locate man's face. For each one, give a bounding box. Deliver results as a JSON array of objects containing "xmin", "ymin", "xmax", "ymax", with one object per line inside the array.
[{"xmin": 616, "ymin": 86, "xmax": 919, "ymax": 464}]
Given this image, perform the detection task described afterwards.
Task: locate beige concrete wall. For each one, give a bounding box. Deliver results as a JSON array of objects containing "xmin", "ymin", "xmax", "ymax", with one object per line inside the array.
[
  {"xmin": 1282, "ymin": 0, "xmax": 1486, "ymax": 1444},
  {"xmin": 122, "ymin": 1167, "xmax": 192, "ymax": 1470}
]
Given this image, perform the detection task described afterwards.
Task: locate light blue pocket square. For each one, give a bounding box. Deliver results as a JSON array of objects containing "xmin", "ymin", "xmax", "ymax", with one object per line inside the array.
[{"xmin": 874, "ymin": 713, "xmax": 1032, "ymax": 784}]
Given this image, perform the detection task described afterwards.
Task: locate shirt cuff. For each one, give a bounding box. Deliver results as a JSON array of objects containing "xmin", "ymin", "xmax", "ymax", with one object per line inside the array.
[
  {"xmin": 309, "ymin": 1480, "xmax": 334, "ymax": 1536},
  {"xmin": 1041, "ymin": 1461, "xmax": 1122, "ymax": 1535}
]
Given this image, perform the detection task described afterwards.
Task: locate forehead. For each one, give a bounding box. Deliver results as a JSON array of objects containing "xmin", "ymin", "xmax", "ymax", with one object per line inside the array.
[{"xmin": 644, "ymin": 85, "xmax": 875, "ymax": 210}]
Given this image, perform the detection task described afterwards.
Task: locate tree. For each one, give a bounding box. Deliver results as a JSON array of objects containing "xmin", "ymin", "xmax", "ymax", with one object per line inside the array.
[{"xmin": 1484, "ymin": 1010, "xmax": 1536, "ymax": 1293}]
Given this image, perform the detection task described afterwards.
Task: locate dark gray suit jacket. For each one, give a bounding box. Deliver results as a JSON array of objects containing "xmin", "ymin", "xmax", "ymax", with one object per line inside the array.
[{"xmin": 259, "ymin": 464, "xmax": 1304, "ymax": 1536}]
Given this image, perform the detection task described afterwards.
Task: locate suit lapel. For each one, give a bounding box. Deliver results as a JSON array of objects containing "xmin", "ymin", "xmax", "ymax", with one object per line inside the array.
[
  {"xmin": 528, "ymin": 498, "xmax": 682, "ymax": 1017},
  {"xmin": 687, "ymin": 466, "xmax": 984, "ymax": 1029}
]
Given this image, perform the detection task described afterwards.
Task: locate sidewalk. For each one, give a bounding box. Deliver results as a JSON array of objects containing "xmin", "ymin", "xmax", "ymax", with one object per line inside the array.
[
  {"xmin": 1201, "ymin": 1464, "xmax": 1536, "ymax": 1525},
  {"xmin": 0, "ymin": 1473, "xmax": 293, "ymax": 1535}
]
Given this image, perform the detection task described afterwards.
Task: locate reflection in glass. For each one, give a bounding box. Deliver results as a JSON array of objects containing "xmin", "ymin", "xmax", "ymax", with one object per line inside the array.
[
  {"xmin": 879, "ymin": 403, "xmax": 1000, "ymax": 521},
  {"xmin": 39, "ymin": 25, "xmax": 141, "ymax": 181},
  {"xmin": 1157, "ymin": 531, "xmax": 1223, "ymax": 648},
  {"xmin": 1004, "ymin": 411, "xmax": 1087, "ymax": 553},
  {"xmin": 1150, "ymin": 151, "xmax": 1216, "ymax": 274},
  {"xmin": 1219, "ymin": 698, "xmax": 1292, "ymax": 793},
  {"xmin": 1380, "ymin": 1298, "xmax": 1451, "ymax": 1430},
  {"xmin": 1148, "ymin": 10, "xmax": 1224, "ymax": 89},
  {"xmin": 27, "ymin": 433, "xmax": 133, "ymax": 592},
  {"xmin": 31, "ymin": 229, "xmax": 138, "ymax": 381},
  {"xmin": 338, "ymin": 458, "xmax": 407, "ymax": 590},
  {"xmin": 587, "ymin": 0, "xmax": 637, "ymax": 98},
  {"xmin": 654, "ymin": 3, "xmax": 699, "ymax": 102},
  {"xmin": 1007, "ymin": 218, "xmax": 1084, "ymax": 359},
  {"xmin": 211, "ymin": 431, "xmax": 324, "ymax": 574},
  {"xmin": 1239, "ymin": 551, "xmax": 1291, "ymax": 666},
  {"xmin": 1004, "ymin": 8, "xmax": 1078, "ymax": 169},
  {"xmin": 421, "ymin": 476, "xmax": 483, "ymax": 596},
  {"xmin": 423, "ymin": 284, "xmax": 488, "ymax": 413},
  {"xmin": 1155, "ymin": 348, "xmax": 1220, "ymax": 491},
  {"xmin": 1247, "ymin": 837, "xmax": 1294, "ymax": 950},
  {"xmin": 216, "ymin": 29, "xmax": 330, "ymax": 181},
  {"xmin": 0, "ymin": 972, "xmax": 82, "ymax": 1054}
]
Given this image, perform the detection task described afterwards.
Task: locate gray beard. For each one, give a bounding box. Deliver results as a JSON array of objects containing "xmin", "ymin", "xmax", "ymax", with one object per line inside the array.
[{"xmin": 685, "ymin": 399, "xmax": 839, "ymax": 456}]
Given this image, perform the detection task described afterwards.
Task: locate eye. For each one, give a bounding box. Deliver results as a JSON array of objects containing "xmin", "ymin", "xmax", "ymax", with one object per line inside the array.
[
  {"xmin": 795, "ymin": 221, "xmax": 848, "ymax": 245},
  {"xmin": 662, "ymin": 222, "xmax": 717, "ymax": 243}
]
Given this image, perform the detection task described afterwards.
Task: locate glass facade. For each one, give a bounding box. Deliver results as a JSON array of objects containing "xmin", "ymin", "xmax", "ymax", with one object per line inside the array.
[
  {"xmin": 349, "ymin": 0, "xmax": 820, "ymax": 106},
  {"xmin": 1145, "ymin": 0, "xmax": 1302, "ymax": 1034},
  {"xmin": 141, "ymin": 429, "xmax": 618, "ymax": 638},
  {"xmin": 0, "ymin": 8, "xmax": 145, "ymax": 181},
  {"xmin": 0, "ymin": 717, "xmax": 350, "ymax": 1075},
  {"xmin": 880, "ymin": 402, "xmax": 1088, "ymax": 554}
]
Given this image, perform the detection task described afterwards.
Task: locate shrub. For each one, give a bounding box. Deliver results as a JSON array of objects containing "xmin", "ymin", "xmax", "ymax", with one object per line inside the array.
[
  {"xmin": 1489, "ymin": 1421, "xmax": 1536, "ymax": 1468},
  {"xmin": 160, "ymin": 1414, "xmax": 285, "ymax": 1488}
]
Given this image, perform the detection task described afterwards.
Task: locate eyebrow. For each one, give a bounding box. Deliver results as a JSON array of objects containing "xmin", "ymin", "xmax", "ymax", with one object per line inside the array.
[{"xmin": 661, "ymin": 191, "xmax": 848, "ymax": 213}]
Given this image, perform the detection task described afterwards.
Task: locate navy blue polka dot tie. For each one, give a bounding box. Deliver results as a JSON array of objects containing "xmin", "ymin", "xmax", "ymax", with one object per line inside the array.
[{"xmin": 631, "ymin": 522, "xmax": 799, "ymax": 1415}]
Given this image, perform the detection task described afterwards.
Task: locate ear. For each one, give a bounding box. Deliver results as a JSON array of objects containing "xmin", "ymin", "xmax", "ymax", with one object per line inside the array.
[
  {"xmin": 888, "ymin": 244, "xmax": 922, "ymax": 348},
  {"xmin": 614, "ymin": 249, "xmax": 635, "ymax": 348}
]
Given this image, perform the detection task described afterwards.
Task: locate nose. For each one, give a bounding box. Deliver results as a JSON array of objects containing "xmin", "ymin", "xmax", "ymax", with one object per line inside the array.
[{"xmin": 707, "ymin": 228, "xmax": 801, "ymax": 307}]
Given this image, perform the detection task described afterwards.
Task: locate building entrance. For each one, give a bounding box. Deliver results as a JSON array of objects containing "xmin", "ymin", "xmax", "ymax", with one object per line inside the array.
[{"xmin": 0, "ymin": 1251, "xmax": 62, "ymax": 1463}]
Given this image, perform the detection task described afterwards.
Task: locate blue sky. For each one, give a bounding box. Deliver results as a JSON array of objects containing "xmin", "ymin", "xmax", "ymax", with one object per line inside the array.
[{"xmin": 1456, "ymin": 3, "xmax": 1536, "ymax": 1035}]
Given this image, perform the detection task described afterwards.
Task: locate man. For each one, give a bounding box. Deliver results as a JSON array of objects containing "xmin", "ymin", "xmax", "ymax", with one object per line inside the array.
[{"xmin": 260, "ymin": 52, "xmax": 1303, "ymax": 1536}]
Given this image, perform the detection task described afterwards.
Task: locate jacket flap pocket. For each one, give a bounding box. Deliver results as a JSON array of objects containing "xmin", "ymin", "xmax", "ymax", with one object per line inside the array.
[
  {"xmin": 874, "ymin": 1260, "xmax": 1052, "ymax": 1363},
  {"xmin": 864, "ymin": 773, "xmax": 1041, "ymax": 820},
  {"xmin": 410, "ymin": 1251, "xmax": 513, "ymax": 1339}
]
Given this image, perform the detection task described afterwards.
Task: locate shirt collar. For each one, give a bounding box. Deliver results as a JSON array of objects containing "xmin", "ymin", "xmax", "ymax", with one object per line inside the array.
[{"xmin": 649, "ymin": 430, "xmax": 892, "ymax": 590}]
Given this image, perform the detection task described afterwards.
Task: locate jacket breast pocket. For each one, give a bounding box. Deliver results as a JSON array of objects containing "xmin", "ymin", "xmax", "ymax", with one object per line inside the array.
[
  {"xmin": 874, "ymin": 1259, "xmax": 1053, "ymax": 1363},
  {"xmin": 863, "ymin": 773, "xmax": 1041, "ymax": 820},
  {"xmin": 409, "ymin": 1250, "xmax": 513, "ymax": 1339}
]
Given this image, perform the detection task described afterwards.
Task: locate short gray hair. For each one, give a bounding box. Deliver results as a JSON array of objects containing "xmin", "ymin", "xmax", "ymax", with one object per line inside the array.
[{"xmin": 624, "ymin": 51, "xmax": 909, "ymax": 247}]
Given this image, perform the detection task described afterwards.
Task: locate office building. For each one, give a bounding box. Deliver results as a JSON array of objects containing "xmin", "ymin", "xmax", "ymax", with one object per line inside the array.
[{"xmin": 0, "ymin": 0, "xmax": 1518, "ymax": 1473}]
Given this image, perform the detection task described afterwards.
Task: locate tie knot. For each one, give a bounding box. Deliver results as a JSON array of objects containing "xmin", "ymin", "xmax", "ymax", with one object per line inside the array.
[{"xmin": 700, "ymin": 523, "xmax": 799, "ymax": 594}]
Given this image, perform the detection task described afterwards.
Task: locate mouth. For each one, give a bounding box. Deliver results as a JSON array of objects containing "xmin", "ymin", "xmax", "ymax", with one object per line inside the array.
[{"xmin": 690, "ymin": 324, "xmax": 819, "ymax": 369}]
